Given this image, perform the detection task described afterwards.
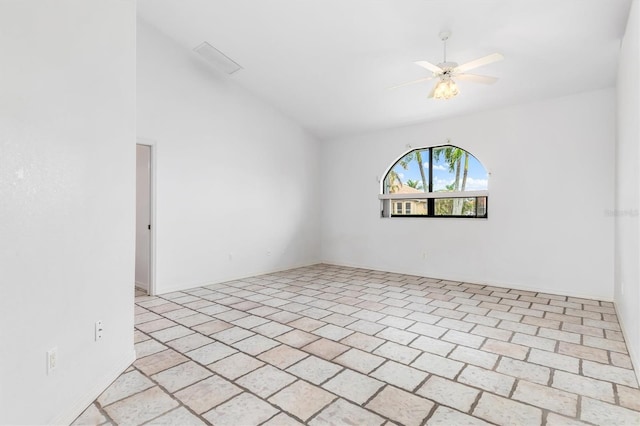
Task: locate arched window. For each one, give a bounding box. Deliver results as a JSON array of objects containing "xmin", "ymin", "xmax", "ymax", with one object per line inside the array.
[{"xmin": 380, "ymin": 145, "xmax": 489, "ymax": 218}]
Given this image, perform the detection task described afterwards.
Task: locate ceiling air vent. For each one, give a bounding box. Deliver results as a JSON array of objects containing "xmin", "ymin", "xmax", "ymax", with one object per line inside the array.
[{"xmin": 193, "ymin": 42, "xmax": 243, "ymax": 75}]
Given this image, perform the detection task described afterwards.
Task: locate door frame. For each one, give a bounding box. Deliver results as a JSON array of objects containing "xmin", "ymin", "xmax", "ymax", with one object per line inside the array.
[{"xmin": 137, "ymin": 138, "xmax": 156, "ymax": 296}]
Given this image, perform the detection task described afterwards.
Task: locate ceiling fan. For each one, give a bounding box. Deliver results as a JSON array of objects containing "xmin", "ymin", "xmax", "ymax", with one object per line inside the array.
[{"xmin": 390, "ymin": 31, "xmax": 504, "ymax": 99}]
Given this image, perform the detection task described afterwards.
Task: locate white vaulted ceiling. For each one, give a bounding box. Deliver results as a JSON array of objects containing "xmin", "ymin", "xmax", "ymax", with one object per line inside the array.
[{"xmin": 137, "ymin": 0, "xmax": 632, "ymax": 140}]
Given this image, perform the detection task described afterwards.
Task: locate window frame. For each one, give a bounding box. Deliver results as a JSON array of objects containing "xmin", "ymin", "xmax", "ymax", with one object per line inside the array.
[{"xmin": 379, "ymin": 145, "xmax": 489, "ymax": 219}]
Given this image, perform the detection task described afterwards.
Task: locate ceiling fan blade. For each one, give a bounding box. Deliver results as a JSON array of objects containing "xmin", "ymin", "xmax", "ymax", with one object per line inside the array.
[
  {"xmin": 456, "ymin": 74, "xmax": 499, "ymax": 85},
  {"xmin": 414, "ymin": 60, "xmax": 443, "ymax": 74},
  {"xmin": 455, "ymin": 53, "xmax": 504, "ymax": 73},
  {"xmin": 387, "ymin": 76, "xmax": 435, "ymax": 90}
]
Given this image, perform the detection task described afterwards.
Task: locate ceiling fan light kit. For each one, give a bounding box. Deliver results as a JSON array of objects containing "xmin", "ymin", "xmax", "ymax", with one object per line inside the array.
[{"xmin": 391, "ymin": 31, "xmax": 503, "ymax": 100}]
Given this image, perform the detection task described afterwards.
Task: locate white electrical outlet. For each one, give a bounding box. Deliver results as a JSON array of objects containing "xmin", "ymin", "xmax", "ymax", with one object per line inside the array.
[
  {"xmin": 47, "ymin": 348, "xmax": 58, "ymax": 374},
  {"xmin": 95, "ymin": 320, "xmax": 103, "ymax": 341}
]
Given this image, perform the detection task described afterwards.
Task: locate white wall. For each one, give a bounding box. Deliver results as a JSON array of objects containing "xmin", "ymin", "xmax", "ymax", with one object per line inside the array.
[
  {"xmin": 135, "ymin": 144, "xmax": 151, "ymax": 291},
  {"xmin": 322, "ymin": 89, "xmax": 616, "ymax": 300},
  {"xmin": 137, "ymin": 20, "xmax": 321, "ymax": 294},
  {"xmin": 615, "ymin": 0, "xmax": 640, "ymax": 375},
  {"xmin": 0, "ymin": 1, "xmax": 136, "ymax": 424}
]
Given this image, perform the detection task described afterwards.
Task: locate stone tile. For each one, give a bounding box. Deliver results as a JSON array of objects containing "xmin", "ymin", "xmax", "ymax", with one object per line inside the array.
[
  {"xmin": 441, "ymin": 329, "xmax": 485, "ymax": 348},
  {"xmin": 208, "ymin": 352, "xmax": 264, "ymax": 379},
  {"xmin": 197, "ymin": 304, "xmax": 232, "ymax": 316},
  {"xmin": 411, "ymin": 352, "xmax": 464, "ymax": 379},
  {"xmin": 513, "ymin": 380, "xmax": 577, "ymax": 417},
  {"xmin": 286, "ymin": 355, "xmax": 343, "ymax": 385},
  {"xmin": 498, "ymin": 320, "xmax": 538, "ymax": 335},
  {"xmin": 175, "ymin": 375, "xmax": 241, "ymax": 413},
  {"xmin": 611, "ymin": 352, "xmax": 634, "ymax": 369},
  {"xmin": 247, "ymin": 305, "xmax": 281, "ymax": 317},
  {"xmin": 552, "ymin": 370, "xmax": 614, "ymax": 403},
  {"xmin": 528, "ymin": 349, "xmax": 579, "ymax": 373},
  {"xmin": 426, "ymin": 406, "xmax": 490, "ymax": 425},
  {"xmin": 252, "ymin": 321, "xmax": 293, "ymax": 337},
  {"xmin": 147, "ymin": 406, "xmax": 206, "ymax": 425},
  {"xmin": 323, "ymin": 369, "xmax": 384, "ymax": 404},
  {"xmin": 263, "ymin": 413, "xmax": 305, "ymax": 426},
  {"xmin": 302, "ymin": 338, "xmax": 349, "ymax": 360},
  {"xmin": 557, "ymin": 341, "xmax": 609, "ymax": 363},
  {"xmin": 347, "ymin": 319, "xmax": 387, "ymax": 335},
  {"xmin": 537, "ymin": 328, "xmax": 580, "ymax": 344},
  {"xmin": 211, "ymin": 326, "xmax": 255, "ymax": 344},
  {"xmin": 259, "ymin": 345, "xmax": 309, "ymax": 369},
  {"xmin": 512, "ymin": 333, "xmax": 556, "ymax": 351},
  {"xmin": 236, "ymin": 364, "xmax": 296, "ymax": 398},
  {"xmin": 277, "ymin": 329, "xmax": 321, "ymax": 347},
  {"xmin": 378, "ymin": 315, "xmax": 415, "ymax": 329},
  {"xmin": 458, "ymin": 365, "xmax": 515, "ymax": 396},
  {"xmin": 103, "ymin": 387, "xmax": 178, "ymax": 425},
  {"xmin": 407, "ymin": 322, "xmax": 448, "ymax": 338},
  {"xmin": 135, "ymin": 318, "xmax": 177, "ymax": 333},
  {"xmin": 148, "ymin": 302, "xmax": 183, "ymax": 314},
  {"xmin": 187, "ymin": 338, "xmax": 236, "ymax": 362},
  {"xmin": 617, "ymin": 385, "xmax": 640, "ymax": 411},
  {"xmin": 202, "ymin": 392, "xmax": 279, "ymax": 425},
  {"xmin": 481, "ymin": 339, "xmax": 528, "ymax": 360},
  {"xmin": 333, "ymin": 348, "xmax": 385, "ymax": 374},
  {"xmin": 417, "ymin": 376, "xmax": 479, "ymax": 413},
  {"xmin": 470, "ymin": 324, "xmax": 512, "ymax": 341},
  {"xmin": 409, "ymin": 335, "xmax": 455, "ymax": 356},
  {"xmin": 374, "ymin": 341, "xmax": 421, "ymax": 364},
  {"xmin": 323, "ymin": 312, "xmax": 358, "ymax": 326},
  {"xmin": 370, "ymin": 361, "xmax": 428, "ymax": 391},
  {"xmin": 175, "ymin": 313, "xmax": 215, "ymax": 327},
  {"xmin": 496, "ymin": 357, "xmax": 550, "ymax": 385},
  {"xmin": 134, "ymin": 349, "xmax": 188, "ymax": 376},
  {"xmin": 269, "ymin": 380, "xmax": 335, "ymax": 421},
  {"xmin": 376, "ymin": 327, "xmax": 418, "ymax": 344},
  {"xmin": 288, "ymin": 317, "xmax": 326, "ymax": 331},
  {"xmin": 583, "ymin": 335, "xmax": 628, "ymax": 353},
  {"xmin": 135, "ymin": 311, "xmax": 162, "ymax": 325},
  {"xmin": 562, "ymin": 322, "xmax": 604, "ymax": 337},
  {"xmin": 605, "ymin": 329, "xmax": 625, "ymax": 341},
  {"xmin": 71, "ymin": 403, "xmax": 108, "ymax": 426},
  {"xmin": 546, "ymin": 413, "xmax": 590, "ymax": 426},
  {"xmin": 473, "ymin": 392, "xmax": 542, "ymax": 425},
  {"xmin": 340, "ymin": 332, "xmax": 384, "ymax": 352},
  {"xmin": 150, "ymin": 325, "xmax": 195, "ymax": 343},
  {"xmin": 97, "ymin": 370, "xmax": 154, "ymax": 407},
  {"xmin": 313, "ymin": 324, "xmax": 354, "ymax": 341},
  {"xmin": 450, "ymin": 346, "xmax": 498, "ymax": 369},
  {"xmin": 366, "ymin": 386, "xmax": 434, "ymax": 426},
  {"xmin": 231, "ymin": 334, "xmax": 280, "ymax": 355},
  {"xmin": 462, "ymin": 313, "xmax": 499, "ymax": 327},
  {"xmin": 582, "ymin": 360, "xmax": 639, "ymax": 387},
  {"xmin": 135, "ymin": 339, "xmax": 167, "ymax": 358},
  {"xmin": 191, "ymin": 319, "xmax": 233, "ymax": 335},
  {"xmin": 151, "ymin": 361, "xmax": 211, "ymax": 393},
  {"xmin": 229, "ymin": 315, "xmax": 269, "ymax": 330},
  {"xmin": 309, "ymin": 398, "xmax": 385, "ymax": 426},
  {"xmin": 165, "ymin": 333, "xmax": 213, "ymax": 353},
  {"xmin": 580, "ymin": 397, "xmax": 640, "ymax": 425},
  {"xmin": 437, "ymin": 317, "xmax": 475, "ymax": 332},
  {"xmin": 134, "ymin": 330, "xmax": 150, "ymax": 343}
]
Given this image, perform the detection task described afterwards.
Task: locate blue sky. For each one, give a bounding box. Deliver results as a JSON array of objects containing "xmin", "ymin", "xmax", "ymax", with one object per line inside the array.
[{"xmin": 390, "ymin": 148, "xmax": 488, "ymax": 191}]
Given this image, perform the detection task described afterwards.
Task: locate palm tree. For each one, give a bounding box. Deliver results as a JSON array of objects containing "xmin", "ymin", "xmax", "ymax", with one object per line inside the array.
[
  {"xmin": 434, "ymin": 147, "xmax": 467, "ymax": 214},
  {"xmin": 406, "ymin": 179, "xmax": 423, "ymax": 190},
  {"xmin": 399, "ymin": 150, "xmax": 428, "ymax": 192},
  {"xmin": 385, "ymin": 169, "xmax": 403, "ymax": 193}
]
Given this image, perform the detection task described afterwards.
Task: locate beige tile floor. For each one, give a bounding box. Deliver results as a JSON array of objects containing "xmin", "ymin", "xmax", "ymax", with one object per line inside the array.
[{"xmin": 74, "ymin": 264, "xmax": 640, "ymax": 425}]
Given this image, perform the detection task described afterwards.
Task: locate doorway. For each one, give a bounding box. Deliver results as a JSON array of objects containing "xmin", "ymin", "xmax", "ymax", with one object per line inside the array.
[{"xmin": 135, "ymin": 143, "xmax": 154, "ymax": 296}]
